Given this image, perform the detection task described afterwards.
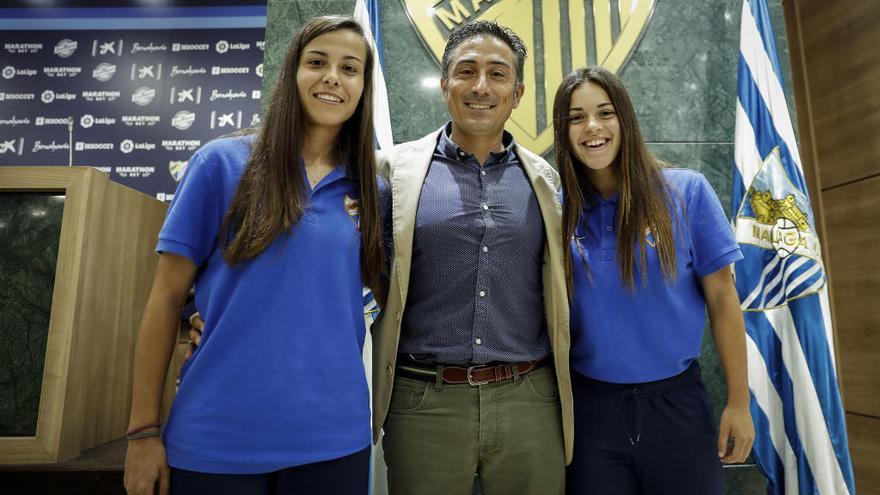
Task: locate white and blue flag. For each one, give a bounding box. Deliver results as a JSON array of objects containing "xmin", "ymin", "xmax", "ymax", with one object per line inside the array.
[
  {"xmin": 354, "ymin": 1, "xmax": 391, "ymax": 493},
  {"xmin": 732, "ymin": 1, "xmax": 855, "ymax": 493}
]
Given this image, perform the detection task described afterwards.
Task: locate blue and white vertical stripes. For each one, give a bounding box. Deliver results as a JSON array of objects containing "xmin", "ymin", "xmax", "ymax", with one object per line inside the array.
[
  {"xmin": 354, "ymin": 0, "xmax": 394, "ymax": 150},
  {"xmin": 732, "ymin": 1, "xmax": 855, "ymax": 494},
  {"xmin": 354, "ymin": 2, "xmax": 392, "ymax": 494}
]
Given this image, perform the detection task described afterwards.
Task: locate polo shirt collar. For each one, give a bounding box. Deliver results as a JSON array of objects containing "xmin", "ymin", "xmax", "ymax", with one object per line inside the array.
[{"xmin": 583, "ymin": 189, "xmax": 619, "ymax": 211}]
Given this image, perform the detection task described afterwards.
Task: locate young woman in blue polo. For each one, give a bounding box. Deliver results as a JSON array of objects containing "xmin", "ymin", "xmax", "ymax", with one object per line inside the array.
[
  {"xmin": 123, "ymin": 16, "xmax": 385, "ymax": 495},
  {"xmin": 553, "ymin": 66, "xmax": 755, "ymax": 494}
]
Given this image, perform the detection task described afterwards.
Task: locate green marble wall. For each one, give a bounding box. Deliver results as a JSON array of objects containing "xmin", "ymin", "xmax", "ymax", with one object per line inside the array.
[
  {"xmin": 264, "ymin": 1, "xmax": 799, "ymax": 492},
  {"xmin": 0, "ymin": 193, "xmax": 65, "ymax": 436}
]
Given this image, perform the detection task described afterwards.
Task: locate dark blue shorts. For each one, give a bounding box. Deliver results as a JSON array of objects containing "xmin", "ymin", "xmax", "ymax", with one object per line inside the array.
[
  {"xmin": 566, "ymin": 362, "xmax": 723, "ymax": 495},
  {"xmin": 170, "ymin": 446, "xmax": 370, "ymax": 495}
]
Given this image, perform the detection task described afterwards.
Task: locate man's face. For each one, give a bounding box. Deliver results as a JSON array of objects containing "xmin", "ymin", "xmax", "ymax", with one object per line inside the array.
[{"xmin": 441, "ymin": 35, "xmax": 524, "ymax": 140}]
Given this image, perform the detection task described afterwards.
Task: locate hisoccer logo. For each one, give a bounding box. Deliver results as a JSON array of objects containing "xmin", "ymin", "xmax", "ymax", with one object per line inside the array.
[
  {"xmin": 734, "ymin": 148, "xmax": 825, "ymax": 310},
  {"xmin": 401, "ymin": 0, "xmax": 655, "ymax": 155}
]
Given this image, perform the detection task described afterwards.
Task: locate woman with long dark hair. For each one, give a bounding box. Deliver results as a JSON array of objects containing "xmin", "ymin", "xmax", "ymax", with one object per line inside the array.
[
  {"xmin": 553, "ymin": 66, "xmax": 754, "ymax": 494},
  {"xmin": 123, "ymin": 16, "xmax": 384, "ymax": 495}
]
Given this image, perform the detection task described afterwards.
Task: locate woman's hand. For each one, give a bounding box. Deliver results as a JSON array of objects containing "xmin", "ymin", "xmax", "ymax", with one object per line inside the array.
[
  {"xmin": 717, "ymin": 402, "xmax": 755, "ymax": 464},
  {"xmin": 124, "ymin": 436, "xmax": 170, "ymax": 495}
]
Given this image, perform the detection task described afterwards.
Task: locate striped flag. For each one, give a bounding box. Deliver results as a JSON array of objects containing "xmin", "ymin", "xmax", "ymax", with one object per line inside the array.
[
  {"xmin": 732, "ymin": 1, "xmax": 855, "ymax": 493},
  {"xmin": 354, "ymin": 2, "xmax": 392, "ymax": 494},
  {"xmin": 354, "ymin": 0, "xmax": 394, "ymax": 150}
]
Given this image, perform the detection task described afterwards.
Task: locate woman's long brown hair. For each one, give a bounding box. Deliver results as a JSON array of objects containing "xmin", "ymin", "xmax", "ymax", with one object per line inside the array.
[
  {"xmin": 553, "ymin": 66, "xmax": 677, "ymax": 298},
  {"xmin": 219, "ymin": 16, "xmax": 386, "ymax": 298}
]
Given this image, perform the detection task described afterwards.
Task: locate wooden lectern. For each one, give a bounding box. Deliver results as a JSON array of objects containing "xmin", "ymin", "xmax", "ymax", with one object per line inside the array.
[{"xmin": 0, "ymin": 167, "xmax": 168, "ymax": 464}]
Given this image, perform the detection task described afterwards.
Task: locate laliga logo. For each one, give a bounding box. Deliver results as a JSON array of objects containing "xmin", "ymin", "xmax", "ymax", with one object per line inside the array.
[
  {"xmin": 54, "ymin": 39, "xmax": 77, "ymax": 58},
  {"xmin": 41, "ymin": 90, "xmax": 55, "ymax": 103},
  {"xmin": 215, "ymin": 40, "xmax": 229, "ymax": 54},
  {"xmin": 120, "ymin": 139, "xmax": 134, "ymax": 154},
  {"xmin": 2, "ymin": 66, "xmax": 14, "ymax": 79}
]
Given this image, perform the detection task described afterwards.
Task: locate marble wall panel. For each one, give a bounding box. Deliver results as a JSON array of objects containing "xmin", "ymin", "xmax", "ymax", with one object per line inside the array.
[
  {"xmin": 262, "ymin": 2, "xmax": 802, "ymax": 492},
  {"xmin": 0, "ymin": 193, "xmax": 64, "ymax": 436}
]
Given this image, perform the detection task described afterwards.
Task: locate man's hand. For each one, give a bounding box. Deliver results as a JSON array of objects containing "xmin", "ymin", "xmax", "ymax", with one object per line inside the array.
[
  {"xmin": 124, "ymin": 437, "xmax": 169, "ymax": 495},
  {"xmin": 717, "ymin": 403, "xmax": 755, "ymax": 464},
  {"xmin": 184, "ymin": 312, "xmax": 204, "ymax": 360}
]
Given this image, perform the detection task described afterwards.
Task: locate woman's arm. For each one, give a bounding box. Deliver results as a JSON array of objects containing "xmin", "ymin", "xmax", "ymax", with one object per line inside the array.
[
  {"xmin": 701, "ymin": 265, "xmax": 755, "ymax": 464},
  {"xmin": 124, "ymin": 253, "xmax": 197, "ymax": 495}
]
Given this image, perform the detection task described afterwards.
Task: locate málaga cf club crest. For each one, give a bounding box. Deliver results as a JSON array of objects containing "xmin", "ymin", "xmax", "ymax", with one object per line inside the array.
[
  {"xmin": 734, "ymin": 148, "xmax": 826, "ymax": 311},
  {"xmin": 402, "ymin": 0, "xmax": 655, "ymax": 155}
]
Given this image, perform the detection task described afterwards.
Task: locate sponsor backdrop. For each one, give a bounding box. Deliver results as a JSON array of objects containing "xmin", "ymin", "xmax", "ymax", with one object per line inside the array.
[{"xmin": 0, "ymin": 6, "xmax": 266, "ymax": 199}]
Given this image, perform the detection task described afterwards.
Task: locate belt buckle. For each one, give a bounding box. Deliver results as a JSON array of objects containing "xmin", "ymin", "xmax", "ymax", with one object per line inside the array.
[{"xmin": 466, "ymin": 365, "xmax": 489, "ymax": 386}]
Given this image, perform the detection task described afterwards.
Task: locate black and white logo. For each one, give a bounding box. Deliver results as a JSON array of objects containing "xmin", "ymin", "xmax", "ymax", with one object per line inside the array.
[
  {"xmin": 255, "ymin": 63, "xmax": 263, "ymax": 78},
  {"xmin": 43, "ymin": 66, "xmax": 82, "ymax": 78},
  {"xmin": 161, "ymin": 139, "xmax": 201, "ymax": 152},
  {"xmin": 82, "ymin": 90, "xmax": 121, "ymax": 102},
  {"xmin": 169, "ymin": 86, "xmax": 202, "ymax": 105},
  {"xmin": 209, "ymin": 89, "xmax": 247, "ymax": 102},
  {"xmin": 116, "ymin": 165, "xmax": 156, "ymax": 178},
  {"xmin": 0, "ymin": 138, "xmax": 24, "ymax": 156},
  {"xmin": 75, "ymin": 141, "xmax": 114, "ymax": 151},
  {"xmin": 122, "ymin": 115, "xmax": 161, "ymax": 127},
  {"xmin": 131, "ymin": 63, "xmax": 162, "ymax": 81},
  {"xmin": 215, "ymin": 40, "xmax": 229, "ymax": 54},
  {"xmin": 32, "ymin": 140, "xmax": 69, "ymax": 152},
  {"xmin": 171, "ymin": 110, "xmax": 196, "ymax": 130},
  {"xmin": 79, "ymin": 114, "xmax": 116, "ymax": 128},
  {"xmin": 35, "ymin": 116, "xmax": 69, "ymax": 126},
  {"xmin": 256, "ymin": 40, "xmax": 265, "ymax": 51},
  {"xmin": 131, "ymin": 42, "xmax": 167, "ymax": 54},
  {"xmin": 131, "ymin": 87, "xmax": 156, "ymax": 106},
  {"xmin": 120, "ymin": 139, "xmax": 134, "ymax": 153},
  {"xmin": 5, "ymin": 43, "xmax": 43, "ymax": 54},
  {"xmin": 172, "ymin": 43, "xmax": 210, "ymax": 52},
  {"xmin": 41, "ymin": 90, "xmax": 55, "ymax": 103},
  {"xmin": 93, "ymin": 62, "xmax": 116, "ymax": 81},
  {"xmin": 211, "ymin": 66, "xmax": 249, "ymax": 76},
  {"xmin": 252, "ymin": 90, "xmax": 261, "ymax": 100},
  {"xmin": 211, "ymin": 110, "xmax": 242, "ymax": 129},
  {"xmin": 170, "ymin": 65, "xmax": 207, "ymax": 77},
  {"xmin": 92, "ymin": 39, "xmax": 123, "ymax": 57},
  {"xmin": 250, "ymin": 113, "xmax": 261, "ymax": 127},
  {"xmin": 2, "ymin": 66, "xmax": 38, "ymax": 79},
  {"xmin": 54, "ymin": 39, "xmax": 78, "ymax": 58},
  {"xmin": 0, "ymin": 92, "xmax": 36, "ymax": 101},
  {"xmin": 0, "ymin": 116, "xmax": 31, "ymax": 127}
]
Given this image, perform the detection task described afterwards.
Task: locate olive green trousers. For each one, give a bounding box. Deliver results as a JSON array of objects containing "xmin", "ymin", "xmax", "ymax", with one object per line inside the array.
[{"xmin": 382, "ymin": 365, "xmax": 565, "ymax": 495}]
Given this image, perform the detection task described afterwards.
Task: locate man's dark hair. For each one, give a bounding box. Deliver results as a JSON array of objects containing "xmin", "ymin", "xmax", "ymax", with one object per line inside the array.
[{"xmin": 440, "ymin": 20, "xmax": 527, "ymax": 86}]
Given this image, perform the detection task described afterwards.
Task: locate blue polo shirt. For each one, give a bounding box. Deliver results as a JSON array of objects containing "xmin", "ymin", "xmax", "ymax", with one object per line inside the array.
[
  {"xmin": 569, "ymin": 168, "xmax": 743, "ymax": 384},
  {"xmin": 156, "ymin": 135, "xmax": 370, "ymax": 474}
]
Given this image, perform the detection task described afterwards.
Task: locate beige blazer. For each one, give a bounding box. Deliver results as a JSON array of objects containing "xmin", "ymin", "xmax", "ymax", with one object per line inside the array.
[{"xmin": 372, "ymin": 127, "xmax": 573, "ymax": 464}]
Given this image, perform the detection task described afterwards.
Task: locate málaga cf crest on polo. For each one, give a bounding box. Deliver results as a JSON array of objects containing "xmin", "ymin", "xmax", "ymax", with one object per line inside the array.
[{"xmin": 402, "ymin": 0, "xmax": 655, "ymax": 155}]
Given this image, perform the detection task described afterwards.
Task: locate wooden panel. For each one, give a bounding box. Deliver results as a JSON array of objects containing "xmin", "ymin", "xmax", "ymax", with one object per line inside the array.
[
  {"xmin": 0, "ymin": 167, "xmax": 167, "ymax": 463},
  {"xmin": 847, "ymin": 413, "xmax": 880, "ymax": 495},
  {"xmin": 796, "ymin": 0, "xmax": 880, "ymax": 188},
  {"xmin": 823, "ymin": 176, "xmax": 880, "ymax": 418}
]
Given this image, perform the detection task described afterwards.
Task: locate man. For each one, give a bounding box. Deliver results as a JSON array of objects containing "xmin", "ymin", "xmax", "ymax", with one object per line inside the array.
[{"xmin": 372, "ymin": 21, "xmax": 572, "ymax": 495}]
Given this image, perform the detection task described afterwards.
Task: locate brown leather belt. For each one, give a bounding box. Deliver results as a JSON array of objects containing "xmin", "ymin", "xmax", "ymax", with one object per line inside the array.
[{"xmin": 396, "ymin": 356, "xmax": 549, "ymax": 386}]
